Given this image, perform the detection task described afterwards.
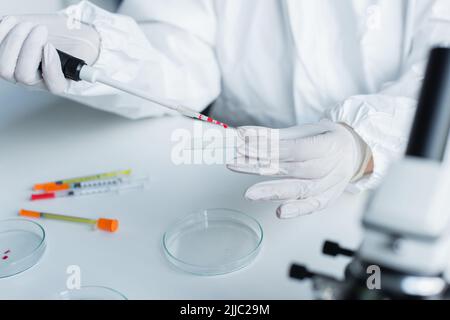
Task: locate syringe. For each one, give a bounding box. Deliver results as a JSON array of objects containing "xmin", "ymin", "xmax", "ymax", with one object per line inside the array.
[
  {"xmin": 46, "ymin": 50, "xmax": 230, "ymax": 129},
  {"xmin": 19, "ymin": 209, "xmax": 119, "ymax": 232},
  {"xmin": 33, "ymin": 169, "xmax": 132, "ymax": 191},
  {"xmin": 30, "ymin": 177, "xmax": 148, "ymax": 201},
  {"xmin": 38, "ymin": 176, "xmax": 140, "ymax": 192}
]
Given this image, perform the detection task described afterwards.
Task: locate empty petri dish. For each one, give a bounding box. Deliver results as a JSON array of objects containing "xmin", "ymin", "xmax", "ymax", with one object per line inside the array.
[
  {"xmin": 163, "ymin": 208, "xmax": 263, "ymax": 276},
  {"xmin": 59, "ymin": 286, "xmax": 127, "ymax": 300},
  {"xmin": 0, "ymin": 219, "xmax": 46, "ymax": 278}
]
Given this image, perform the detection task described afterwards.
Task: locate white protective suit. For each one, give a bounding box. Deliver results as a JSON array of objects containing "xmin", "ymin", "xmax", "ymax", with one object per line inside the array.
[{"xmin": 34, "ymin": 1, "xmax": 450, "ymax": 192}]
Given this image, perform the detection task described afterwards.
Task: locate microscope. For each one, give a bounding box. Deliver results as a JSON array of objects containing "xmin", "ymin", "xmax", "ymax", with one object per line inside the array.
[{"xmin": 289, "ymin": 47, "xmax": 450, "ymax": 300}]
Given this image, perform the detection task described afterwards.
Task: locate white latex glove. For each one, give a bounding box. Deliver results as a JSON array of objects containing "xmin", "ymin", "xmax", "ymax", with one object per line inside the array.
[
  {"xmin": 227, "ymin": 120, "xmax": 372, "ymax": 219},
  {"xmin": 0, "ymin": 14, "xmax": 99, "ymax": 94}
]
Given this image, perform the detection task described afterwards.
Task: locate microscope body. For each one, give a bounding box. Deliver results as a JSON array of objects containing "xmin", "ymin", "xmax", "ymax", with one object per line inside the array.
[
  {"xmin": 357, "ymin": 46, "xmax": 450, "ymax": 298},
  {"xmin": 350, "ymin": 156, "xmax": 450, "ymax": 299},
  {"xmin": 361, "ymin": 156, "xmax": 450, "ymax": 275},
  {"xmin": 289, "ymin": 47, "xmax": 450, "ymax": 300},
  {"xmin": 292, "ymin": 156, "xmax": 450, "ymax": 300}
]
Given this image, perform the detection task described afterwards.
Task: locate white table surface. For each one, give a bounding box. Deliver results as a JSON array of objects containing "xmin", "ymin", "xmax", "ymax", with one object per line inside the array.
[{"xmin": 0, "ymin": 100, "xmax": 366, "ymax": 299}]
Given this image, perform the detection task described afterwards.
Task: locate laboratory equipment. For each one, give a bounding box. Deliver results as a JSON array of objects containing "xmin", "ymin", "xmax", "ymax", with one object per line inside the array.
[
  {"xmin": 289, "ymin": 47, "xmax": 450, "ymax": 299},
  {"xmin": 59, "ymin": 286, "xmax": 127, "ymax": 300},
  {"xmin": 0, "ymin": 219, "xmax": 46, "ymax": 278},
  {"xmin": 39, "ymin": 175, "xmax": 140, "ymax": 192},
  {"xmin": 30, "ymin": 176, "xmax": 149, "ymax": 201},
  {"xmin": 33, "ymin": 169, "xmax": 132, "ymax": 191},
  {"xmin": 19, "ymin": 209, "xmax": 119, "ymax": 233},
  {"xmin": 47, "ymin": 50, "xmax": 230, "ymax": 129},
  {"xmin": 163, "ymin": 209, "xmax": 263, "ymax": 276}
]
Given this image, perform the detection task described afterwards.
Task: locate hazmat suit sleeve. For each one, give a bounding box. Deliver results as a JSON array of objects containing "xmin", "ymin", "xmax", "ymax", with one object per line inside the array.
[
  {"xmin": 62, "ymin": 0, "xmax": 221, "ymax": 119},
  {"xmin": 325, "ymin": 0, "xmax": 450, "ymax": 192}
]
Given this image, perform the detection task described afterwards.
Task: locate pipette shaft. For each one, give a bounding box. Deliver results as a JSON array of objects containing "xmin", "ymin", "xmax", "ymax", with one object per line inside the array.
[
  {"xmin": 47, "ymin": 49, "xmax": 230, "ymax": 129},
  {"xmin": 82, "ymin": 67, "xmax": 229, "ymax": 129}
]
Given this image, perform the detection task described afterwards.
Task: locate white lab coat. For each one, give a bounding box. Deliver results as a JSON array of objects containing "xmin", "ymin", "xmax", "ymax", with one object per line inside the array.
[{"xmin": 63, "ymin": 0, "xmax": 450, "ymax": 191}]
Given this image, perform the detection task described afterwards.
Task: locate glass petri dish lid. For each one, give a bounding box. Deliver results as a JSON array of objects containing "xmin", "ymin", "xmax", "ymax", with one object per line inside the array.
[
  {"xmin": 163, "ymin": 208, "xmax": 263, "ymax": 276},
  {"xmin": 0, "ymin": 218, "xmax": 46, "ymax": 278},
  {"xmin": 59, "ymin": 286, "xmax": 127, "ymax": 300}
]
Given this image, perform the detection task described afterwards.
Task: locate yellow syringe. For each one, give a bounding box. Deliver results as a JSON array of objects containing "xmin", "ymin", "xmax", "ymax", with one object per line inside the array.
[{"xmin": 19, "ymin": 209, "xmax": 119, "ymax": 233}]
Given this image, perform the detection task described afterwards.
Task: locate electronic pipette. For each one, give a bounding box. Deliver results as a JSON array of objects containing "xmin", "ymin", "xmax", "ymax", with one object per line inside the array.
[{"xmin": 44, "ymin": 50, "xmax": 229, "ymax": 129}]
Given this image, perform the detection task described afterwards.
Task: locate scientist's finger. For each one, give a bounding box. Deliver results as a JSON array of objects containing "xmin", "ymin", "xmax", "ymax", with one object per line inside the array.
[
  {"xmin": 276, "ymin": 198, "xmax": 323, "ymax": 218},
  {"xmin": 15, "ymin": 25, "xmax": 48, "ymax": 85},
  {"xmin": 42, "ymin": 43, "xmax": 68, "ymax": 94},
  {"xmin": 237, "ymin": 126, "xmax": 274, "ymax": 138},
  {"xmin": 0, "ymin": 16, "xmax": 17, "ymax": 43},
  {"xmin": 237, "ymin": 125, "xmax": 333, "ymax": 162},
  {"xmin": 227, "ymin": 156, "xmax": 282, "ymax": 176},
  {"xmin": 229, "ymin": 153, "xmax": 337, "ymax": 179},
  {"xmin": 236, "ymin": 141, "xmax": 291, "ymax": 161},
  {"xmin": 278, "ymin": 154, "xmax": 341, "ymax": 179},
  {"xmin": 282, "ymin": 130, "xmax": 338, "ymax": 161},
  {"xmin": 238, "ymin": 125, "xmax": 328, "ymax": 141},
  {"xmin": 237, "ymin": 126, "xmax": 280, "ymax": 152},
  {"xmin": 0, "ymin": 21, "xmax": 35, "ymax": 81},
  {"xmin": 245, "ymin": 179, "xmax": 316, "ymax": 202},
  {"xmin": 276, "ymin": 179, "xmax": 347, "ymax": 219}
]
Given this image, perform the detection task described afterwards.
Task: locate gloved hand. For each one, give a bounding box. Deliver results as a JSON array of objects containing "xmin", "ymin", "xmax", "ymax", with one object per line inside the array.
[
  {"xmin": 227, "ymin": 120, "xmax": 373, "ymax": 219},
  {"xmin": 0, "ymin": 14, "xmax": 99, "ymax": 94}
]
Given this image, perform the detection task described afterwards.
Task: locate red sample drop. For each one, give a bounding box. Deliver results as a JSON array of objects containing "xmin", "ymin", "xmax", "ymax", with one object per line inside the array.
[{"xmin": 2, "ymin": 256, "xmax": 8, "ymax": 260}]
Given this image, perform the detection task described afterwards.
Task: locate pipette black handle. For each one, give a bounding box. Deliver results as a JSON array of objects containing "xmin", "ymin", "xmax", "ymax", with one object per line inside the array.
[{"xmin": 39, "ymin": 49, "xmax": 86, "ymax": 82}]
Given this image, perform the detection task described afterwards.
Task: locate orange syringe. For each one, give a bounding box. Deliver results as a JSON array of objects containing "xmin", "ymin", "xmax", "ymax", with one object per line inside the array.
[{"xmin": 33, "ymin": 169, "xmax": 132, "ymax": 191}]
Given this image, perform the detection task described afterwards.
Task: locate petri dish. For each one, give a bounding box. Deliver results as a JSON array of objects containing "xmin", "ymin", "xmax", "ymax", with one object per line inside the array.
[
  {"xmin": 59, "ymin": 286, "xmax": 127, "ymax": 300},
  {"xmin": 0, "ymin": 219, "xmax": 46, "ymax": 278},
  {"xmin": 163, "ymin": 208, "xmax": 263, "ymax": 276}
]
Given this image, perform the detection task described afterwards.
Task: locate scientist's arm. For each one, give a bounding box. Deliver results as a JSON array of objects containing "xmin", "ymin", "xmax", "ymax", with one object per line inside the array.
[
  {"xmin": 326, "ymin": 0, "xmax": 450, "ymax": 192},
  {"xmin": 0, "ymin": 0, "xmax": 221, "ymax": 119}
]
